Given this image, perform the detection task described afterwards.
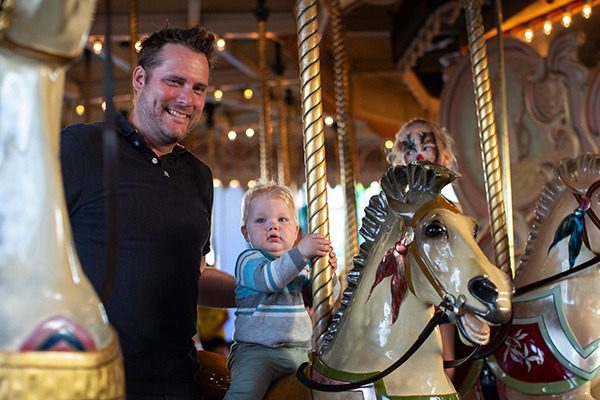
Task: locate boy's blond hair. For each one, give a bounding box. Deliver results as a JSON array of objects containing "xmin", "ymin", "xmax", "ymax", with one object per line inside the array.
[
  {"xmin": 386, "ymin": 118, "xmax": 457, "ymax": 171},
  {"xmin": 241, "ymin": 181, "xmax": 297, "ymax": 227}
]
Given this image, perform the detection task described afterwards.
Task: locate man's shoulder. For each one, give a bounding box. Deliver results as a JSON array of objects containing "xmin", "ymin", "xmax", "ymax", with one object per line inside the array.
[{"xmin": 61, "ymin": 122, "xmax": 104, "ymax": 141}]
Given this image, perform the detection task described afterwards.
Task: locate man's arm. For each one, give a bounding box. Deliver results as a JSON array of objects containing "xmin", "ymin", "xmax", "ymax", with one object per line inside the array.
[{"xmin": 198, "ymin": 257, "xmax": 236, "ymax": 308}]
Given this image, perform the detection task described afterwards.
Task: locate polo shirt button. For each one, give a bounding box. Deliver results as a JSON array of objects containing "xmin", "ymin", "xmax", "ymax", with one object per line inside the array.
[
  {"xmin": 151, "ymin": 157, "xmax": 158, "ymax": 164},
  {"xmin": 163, "ymin": 170, "xmax": 170, "ymax": 178},
  {"xmin": 133, "ymin": 140, "xmax": 140, "ymax": 146}
]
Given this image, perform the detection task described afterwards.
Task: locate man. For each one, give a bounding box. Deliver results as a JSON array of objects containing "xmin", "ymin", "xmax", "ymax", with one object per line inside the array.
[{"xmin": 60, "ymin": 26, "xmax": 235, "ymax": 399}]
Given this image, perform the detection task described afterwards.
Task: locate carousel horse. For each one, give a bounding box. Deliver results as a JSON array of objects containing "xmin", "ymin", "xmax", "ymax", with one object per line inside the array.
[
  {"xmin": 305, "ymin": 162, "xmax": 512, "ymax": 399},
  {"xmin": 0, "ymin": 1, "xmax": 124, "ymax": 398},
  {"xmin": 481, "ymin": 153, "xmax": 600, "ymax": 400}
]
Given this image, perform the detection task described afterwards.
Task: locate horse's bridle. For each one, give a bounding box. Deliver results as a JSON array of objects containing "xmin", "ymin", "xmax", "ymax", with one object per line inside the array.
[{"xmin": 296, "ymin": 196, "xmax": 474, "ymax": 392}]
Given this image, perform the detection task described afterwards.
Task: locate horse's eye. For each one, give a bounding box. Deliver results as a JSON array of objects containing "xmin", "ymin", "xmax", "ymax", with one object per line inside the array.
[{"xmin": 424, "ymin": 220, "xmax": 447, "ymax": 238}]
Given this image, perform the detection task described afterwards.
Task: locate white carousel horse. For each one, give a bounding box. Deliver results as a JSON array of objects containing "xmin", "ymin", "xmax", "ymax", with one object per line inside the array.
[
  {"xmin": 0, "ymin": 1, "xmax": 123, "ymax": 398},
  {"xmin": 306, "ymin": 162, "xmax": 513, "ymax": 399},
  {"xmin": 484, "ymin": 153, "xmax": 600, "ymax": 400}
]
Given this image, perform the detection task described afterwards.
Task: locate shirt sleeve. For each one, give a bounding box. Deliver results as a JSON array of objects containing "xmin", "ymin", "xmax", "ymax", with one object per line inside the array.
[{"xmin": 236, "ymin": 248, "xmax": 307, "ymax": 293}]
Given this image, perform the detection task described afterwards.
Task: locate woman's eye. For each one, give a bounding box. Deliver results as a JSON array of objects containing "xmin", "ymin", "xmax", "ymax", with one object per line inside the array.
[{"xmin": 424, "ymin": 220, "xmax": 447, "ymax": 238}]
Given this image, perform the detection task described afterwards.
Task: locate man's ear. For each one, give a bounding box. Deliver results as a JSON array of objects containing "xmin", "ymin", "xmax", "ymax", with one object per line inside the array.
[
  {"xmin": 241, "ymin": 225, "xmax": 249, "ymax": 242},
  {"xmin": 132, "ymin": 65, "xmax": 146, "ymax": 94}
]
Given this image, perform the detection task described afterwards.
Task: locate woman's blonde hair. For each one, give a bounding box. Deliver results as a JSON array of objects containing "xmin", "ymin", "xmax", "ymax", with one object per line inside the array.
[
  {"xmin": 240, "ymin": 181, "xmax": 297, "ymax": 226},
  {"xmin": 386, "ymin": 118, "xmax": 457, "ymax": 171}
]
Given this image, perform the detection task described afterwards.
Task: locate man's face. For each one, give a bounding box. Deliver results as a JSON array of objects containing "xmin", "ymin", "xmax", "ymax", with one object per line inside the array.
[
  {"xmin": 400, "ymin": 123, "xmax": 439, "ymax": 164},
  {"xmin": 242, "ymin": 195, "xmax": 299, "ymax": 258},
  {"xmin": 132, "ymin": 43, "xmax": 209, "ymax": 147}
]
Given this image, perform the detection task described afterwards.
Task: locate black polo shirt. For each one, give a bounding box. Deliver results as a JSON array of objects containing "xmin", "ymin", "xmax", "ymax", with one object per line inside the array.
[{"xmin": 60, "ymin": 113, "xmax": 213, "ymax": 396}]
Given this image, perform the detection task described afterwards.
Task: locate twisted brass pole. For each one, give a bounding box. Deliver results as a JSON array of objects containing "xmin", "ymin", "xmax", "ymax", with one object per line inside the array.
[
  {"xmin": 294, "ymin": 0, "xmax": 334, "ymax": 352},
  {"xmin": 464, "ymin": 0, "xmax": 511, "ymax": 274},
  {"xmin": 493, "ymin": 0, "xmax": 515, "ymax": 277},
  {"xmin": 255, "ymin": 2, "xmax": 273, "ymax": 180},
  {"xmin": 328, "ymin": 0, "xmax": 358, "ymax": 277}
]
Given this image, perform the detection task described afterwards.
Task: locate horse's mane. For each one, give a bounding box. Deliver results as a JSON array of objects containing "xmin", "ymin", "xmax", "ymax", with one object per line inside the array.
[
  {"xmin": 319, "ymin": 162, "xmax": 456, "ymax": 354},
  {"xmin": 516, "ymin": 153, "xmax": 600, "ymax": 278}
]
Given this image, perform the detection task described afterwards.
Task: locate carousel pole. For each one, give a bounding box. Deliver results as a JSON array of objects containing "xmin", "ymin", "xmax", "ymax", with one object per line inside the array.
[
  {"xmin": 328, "ymin": 0, "xmax": 359, "ymax": 277},
  {"xmin": 493, "ymin": 0, "xmax": 516, "ymax": 277},
  {"xmin": 463, "ymin": 0, "xmax": 513, "ymax": 275},
  {"xmin": 254, "ymin": 0, "xmax": 273, "ymax": 181},
  {"xmin": 273, "ymin": 43, "xmax": 292, "ymax": 186},
  {"xmin": 294, "ymin": 0, "xmax": 335, "ymax": 351}
]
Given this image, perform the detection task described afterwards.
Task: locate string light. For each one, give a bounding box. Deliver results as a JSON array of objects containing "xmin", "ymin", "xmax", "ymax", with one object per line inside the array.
[
  {"xmin": 243, "ymin": 88, "xmax": 253, "ymax": 100},
  {"xmin": 227, "ymin": 130, "xmax": 237, "ymax": 141},
  {"xmin": 509, "ymin": 1, "xmax": 597, "ymax": 44},
  {"xmin": 214, "ymin": 89, "xmax": 223, "ymax": 102},
  {"xmin": 213, "ymin": 178, "xmax": 222, "ymax": 187},
  {"xmin": 92, "ymin": 40, "xmax": 103, "ymax": 55},
  {"xmin": 216, "ymin": 38, "xmax": 226, "ymax": 51},
  {"xmin": 247, "ymin": 180, "xmax": 257, "ymax": 188},
  {"xmin": 75, "ymin": 104, "xmax": 85, "ymax": 116},
  {"xmin": 101, "ymin": 101, "xmax": 106, "ymax": 112},
  {"xmin": 543, "ymin": 19, "xmax": 553, "ymax": 35},
  {"xmin": 561, "ymin": 11, "xmax": 572, "ymax": 28},
  {"xmin": 134, "ymin": 39, "xmax": 143, "ymax": 53},
  {"xmin": 245, "ymin": 128, "xmax": 255, "ymax": 138},
  {"xmin": 384, "ymin": 140, "xmax": 394, "ymax": 150},
  {"xmin": 582, "ymin": 1, "xmax": 592, "ymax": 18},
  {"xmin": 229, "ymin": 179, "xmax": 240, "ymax": 188},
  {"xmin": 324, "ymin": 116, "xmax": 334, "ymax": 126}
]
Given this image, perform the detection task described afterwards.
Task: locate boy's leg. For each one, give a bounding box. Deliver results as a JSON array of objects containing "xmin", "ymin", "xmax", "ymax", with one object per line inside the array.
[{"xmin": 224, "ymin": 344, "xmax": 308, "ymax": 400}]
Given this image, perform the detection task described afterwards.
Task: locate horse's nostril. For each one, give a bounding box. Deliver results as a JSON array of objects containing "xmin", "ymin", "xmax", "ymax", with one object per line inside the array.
[{"xmin": 468, "ymin": 276, "xmax": 498, "ymax": 305}]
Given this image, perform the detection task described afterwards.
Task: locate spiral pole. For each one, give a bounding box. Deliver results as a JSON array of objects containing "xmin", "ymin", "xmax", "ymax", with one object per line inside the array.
[
  {"xmin": 493, "ymin": 0, "xmax": 515, "ymax": 277},
  {"xmin": 294, "ymin": 0, "xmax": 334, "ymax": 352},
  {"xmin": 254, "ymin": 1, "xmax": 273, "ymax": 180},
  {"xmin": 329, "ymin": 0, "xmax": 358, "ymax": 277},
  {"xmin": 464, "ymin": 0, "xmax": 510, "ymax": 274}
]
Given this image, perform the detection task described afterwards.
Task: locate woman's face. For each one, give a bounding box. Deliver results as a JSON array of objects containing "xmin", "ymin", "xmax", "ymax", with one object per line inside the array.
[{"xmin": 399, "ymin": 123, "xmax": 439, "ymax": 164}]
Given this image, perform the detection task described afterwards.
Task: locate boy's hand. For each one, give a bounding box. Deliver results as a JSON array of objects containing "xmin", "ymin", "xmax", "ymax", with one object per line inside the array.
[
  {"xmin": 297, "ymin": 233, "xmax": 332, "ymax": 260},
  {"xmin": 329, "ymin": 250, "xmax": 337, "ymax": 272}
]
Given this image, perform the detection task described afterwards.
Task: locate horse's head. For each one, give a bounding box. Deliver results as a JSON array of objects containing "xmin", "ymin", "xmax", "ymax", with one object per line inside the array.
[{"xmin": 382, "ymin": 162, "xmax": 512, "ymax": 346}]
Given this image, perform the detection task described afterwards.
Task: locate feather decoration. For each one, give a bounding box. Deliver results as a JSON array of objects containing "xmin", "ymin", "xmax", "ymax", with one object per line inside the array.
[{"xmin": 548, "ymin": 208, "xmax": 585, "ymax": 267}]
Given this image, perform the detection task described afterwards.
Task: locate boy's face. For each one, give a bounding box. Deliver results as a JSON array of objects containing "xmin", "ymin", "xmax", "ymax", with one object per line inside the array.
[
  {"xmin": 242, "ymin": 194, "xmax": 299, "ymax": 257},
  {"xmin": 400, "ymin": 123, "xmax": 439, "ymax": 164}
]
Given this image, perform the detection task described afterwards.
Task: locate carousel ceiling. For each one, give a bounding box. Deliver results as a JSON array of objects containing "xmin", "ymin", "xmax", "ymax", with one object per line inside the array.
[{"xmin": 62, "ymin": 0, "xmax": 598, "ymax": 186}]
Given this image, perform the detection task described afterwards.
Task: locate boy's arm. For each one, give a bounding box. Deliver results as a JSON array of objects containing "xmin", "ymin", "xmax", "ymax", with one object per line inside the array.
[{"xmin": 238, "ymin": 248, "xmax": 306, "ymax": 293}]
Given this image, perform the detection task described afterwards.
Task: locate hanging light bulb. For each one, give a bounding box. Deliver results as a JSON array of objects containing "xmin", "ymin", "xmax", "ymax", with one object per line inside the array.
[
  {"xmin": 524, "ymin": 27, "xmax": 534, "ymax": 43},
  {"xmin": 384, "ymin": 140, "xmax": 394, "ymax": 150},
  {"xmin": 75, "ymin": 104, "xmax": 85, "ymax": 116},
  {"xmin": 216, "ymin": 38, "xmax": 226, "ymax": 52},
  {"xmin": 324, "ymin": 116, "xmax": 334, "ymax": 126},
  {"xmin": 543, "ymin": 19, "xmax": 553, "ymax": 35},
  {"xmin": 582, "ymin": 1, "xmax": 592, "ymax": 19},
  {"xmin": 227, "ymin": 130, "xmax": 237, "ymax": 141},
  {"xmin": 214, "ymin": 89, "xmax": 223, "ymax": 102},
  {"xmin": 92, "ymin": 39, "xmax": 103, "ymax": 55},
  {"xmin": 245, "ymin": 128, "xmax": 255, "ymax": 138},
  {"xmin": 243, "ymin": 88, "xmax": 253, "ymax": 100},
  {"xmin": 561, "ymin": 11, "xmax": 572, "ymax": 28}
]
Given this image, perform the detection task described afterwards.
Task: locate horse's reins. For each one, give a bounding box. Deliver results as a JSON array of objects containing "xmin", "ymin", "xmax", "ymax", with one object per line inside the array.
[{"xmin": 297, "ymin": 196, "xmax": 478, "ymax": 391}]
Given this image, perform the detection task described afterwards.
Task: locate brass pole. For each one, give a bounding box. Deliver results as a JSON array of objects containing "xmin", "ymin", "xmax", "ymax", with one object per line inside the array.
[
  {"xmin": 254, "ymin": 1, "xmax": 273, "ymax": 180},
  {"xmin": 294, "ymin": 0, "xmax": 334, "ymax": 352},
  {"xmin": 464, "ymin": 0, "xmax": 510, "ymax": 274},
  {"xmin": 493, "ymin": 0, "xmax": 516, "ymax": 277},
  {"xmin": 328, "ymin": 0, "xmax": 358, "ymax": 277},
  {"xmin": 273, "ymin": 43, "xmax": 291, "ymax": 186}
]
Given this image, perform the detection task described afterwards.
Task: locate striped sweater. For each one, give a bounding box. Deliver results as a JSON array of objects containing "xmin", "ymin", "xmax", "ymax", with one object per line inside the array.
[{"xmin": 233, "ymin": 247, "xmax": 326, "ymax": 348}]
